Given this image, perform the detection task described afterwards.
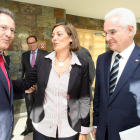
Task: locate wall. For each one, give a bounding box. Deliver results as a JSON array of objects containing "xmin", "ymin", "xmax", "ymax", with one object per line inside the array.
[
  {"xmin": 1, "ymin": 0, "xmax": 67, "ymax": 114},
  {"xmin": 66, "ymin": 14, "xmax": 140, "ymax": 49},
  {"xmin": 1, "ymin": 0, "xmax": 140, "ymax": 114}
]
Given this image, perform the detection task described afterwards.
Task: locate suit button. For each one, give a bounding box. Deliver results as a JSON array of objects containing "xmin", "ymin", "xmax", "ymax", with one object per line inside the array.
[
  {"xmin": 104, "ymin": 123, "xmax": 107, "ymax": 127},
  {"xmin": 108, "ymin": 106, "xmax": 111, "ymax": 110}
]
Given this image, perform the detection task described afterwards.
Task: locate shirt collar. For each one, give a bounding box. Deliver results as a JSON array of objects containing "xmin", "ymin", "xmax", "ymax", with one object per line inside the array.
[
  {"xmin": 70, "ymin": 51, "xmax": 81, "ymax": 66},
  {"xmin": 45, "ymin": 51, "xmax": 82, "ymax": 66},
  {"xmin": 112, "ymin": 41, "xmax": 135, "ymax": 61},
  {"xmin": 31, "ymin": 48, "xmax": 38, "ymax": 54}
]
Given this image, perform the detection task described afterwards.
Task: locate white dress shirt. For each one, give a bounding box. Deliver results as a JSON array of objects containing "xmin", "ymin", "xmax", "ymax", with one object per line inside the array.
[
  {"xmin": 110, "ymin": 41, "xmax": 135, "ymax": 86},
  {"xmin": 33, "ymin": 51, "xmax": 87, "ymax": 138}
]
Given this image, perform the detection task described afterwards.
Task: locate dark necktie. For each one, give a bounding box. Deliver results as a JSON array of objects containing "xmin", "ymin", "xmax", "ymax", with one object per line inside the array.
[
  {"xmin": 0, "ymin": 55, "xmax": 10, "ymax": 97},
  {"xmin": 31, "ymin": 51, "xmax": 35, "ymax": 67},
  {"xmin": 109, "ymin": 54, "xmax": 121, "ymax": 97}
]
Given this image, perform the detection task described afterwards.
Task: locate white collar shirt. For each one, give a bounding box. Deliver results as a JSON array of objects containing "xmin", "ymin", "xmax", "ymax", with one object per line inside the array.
[
  {"xmin": 32, "ymin": 51, "xmax": 82, "ymax": 138},
  {"xmin": 111, "ymin": 41, "xmax": 135, "ymax": 85}
]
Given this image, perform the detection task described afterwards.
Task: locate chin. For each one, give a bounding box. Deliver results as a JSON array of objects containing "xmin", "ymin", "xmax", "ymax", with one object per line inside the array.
[
  {"xmin": 1, "ymin": 45, "xmax": 10, "ymax": 50},
  {"xmin": 54, "ymin": 47, "xmax": 60, "ymax": 52},
  {"xmin": 109, "ymin": 45, "xmax": 116, "ymax": 51}
]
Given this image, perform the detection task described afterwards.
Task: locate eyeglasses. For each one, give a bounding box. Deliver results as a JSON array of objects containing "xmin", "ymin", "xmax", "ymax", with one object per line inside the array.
[
  {"xmin": 0, "ymin": 25, "xmax": 16, "ymax": 34},
  {"xmin": 27, "ymin": 41, "xmax": 36, "ymax": 45},
  {"xmin": 102, "ymin": 29, "xmax": 117, "ymax": 37}
]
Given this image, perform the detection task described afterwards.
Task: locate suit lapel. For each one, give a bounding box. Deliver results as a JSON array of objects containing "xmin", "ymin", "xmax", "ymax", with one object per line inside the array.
[
  {"xmin": 0, "ymin": 65, "xmax": 10, "ymax": 100},
  {"xmin": 43, "ymin": 57, "xmax": 80, "ymax": 95},
  {"xmin": 27, "ymin": 51, "xmax": 31, "ymax": 67},
  {"xmin": 109, "ymin": 44, "xmax": 140, "ymax": 105},
  {"xmin": 104, "ymin": 51, "xmax": 113, "ymax": 100},
  {"xmin": 36, "ymin": 49, "xmax": 40, "ymax": 62},
  {"xmin": 68, "ymin": 65, "xmax": 79, "ymax": 95},
  {"xmin": 44, "ymin": 58, "xmax": 52, "ymax": 88},
  {"xmin": 6, "ymin": 66, "xmax": 13, "ymax": 104}
]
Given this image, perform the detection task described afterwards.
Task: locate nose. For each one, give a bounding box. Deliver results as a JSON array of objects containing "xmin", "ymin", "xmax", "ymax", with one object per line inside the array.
[
  {"xmin": 105, "ymin": 34, "xmax": 112, "ymax": 42},
  {"xmin": 52, "ymin": 34, "xmax": 57, "ymax": 40},
  {"xmin": 5, "ymin": 29, "xmax": 12, "ymax": 37}
]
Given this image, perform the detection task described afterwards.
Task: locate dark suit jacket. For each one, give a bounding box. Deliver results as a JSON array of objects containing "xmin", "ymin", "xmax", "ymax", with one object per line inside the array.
[
  {"xmin": 75, "ymin": 47, "xmax": 96, "ymax": 101},
  {"xmin": 15, "ymin": 49, "xmax": 48, "ymax": 99},
  {"xmin": 0, "ymin": 62, "xmax": 24, "ymax": 140},
  {"xmin": 93, "ymin": 43, "xmax": 140, "ymax": 140},
  {"xmin": 13, "ymin": 52, "xmax": 90, "ymax": 132},
  {"xmin": 75, "ymin": 47, "xmax": 95, "ymax": 86},
  {"xmin": 17, "ymin": 49, "xmax": 48, "ymax": 79}
]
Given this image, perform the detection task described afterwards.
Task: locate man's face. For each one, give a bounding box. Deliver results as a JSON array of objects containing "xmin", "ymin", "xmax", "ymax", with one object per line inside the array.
[
  {"xmin": 0, "ymin": 13, "xmax": 15, "ymax": 52},
  {"xmin": 27, "ymin": 37, "xmax": 38, "ymax": 52},
  {"xmin": 104, "ymin": 16, "xmax": 133, "ymax": 53}
]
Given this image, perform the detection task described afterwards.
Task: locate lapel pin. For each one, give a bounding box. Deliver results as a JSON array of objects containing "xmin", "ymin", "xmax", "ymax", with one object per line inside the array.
[{"xmin": 135, "ymin": 59, "xmax": 139, "ymax": 62}]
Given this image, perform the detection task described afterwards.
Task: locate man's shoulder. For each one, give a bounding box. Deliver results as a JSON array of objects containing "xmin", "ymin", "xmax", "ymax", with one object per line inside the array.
[
  {"xmin": 99, "ymin": 50, "xmax": 112, "ymax": 58},
  {"xmin": 76, "ymin": 47, "xmax": 89, "ymax": 54},
  {"xmin": 78, "ymin": 56, "xmax": 89, "ymax": 66},
  {"xmin": 38, "ymin": 49, "xmax": 48, "ymax": 54},
  {"xmin": 22, "ymin": 51, "xmax": 30, "ymax": 56}
]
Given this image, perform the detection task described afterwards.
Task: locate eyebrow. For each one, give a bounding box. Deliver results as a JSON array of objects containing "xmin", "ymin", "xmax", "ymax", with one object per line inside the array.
[
  {"xmin": 0, "ymin": 24, "xmax": 15, "ymax": 29},
  {"xmin": 104, "ymin": 29, "xmax": 116, "ymax": 32},
  {"xmin": 109, "ymin": 29, "xmax": 116, "ymax": 31},
  {"xmin": 52, "ymin": 31, "xmax": 63, "ymax": 34}
]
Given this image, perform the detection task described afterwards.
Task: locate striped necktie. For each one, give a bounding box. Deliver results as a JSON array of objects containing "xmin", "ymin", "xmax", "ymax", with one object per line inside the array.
[{"xmin": 109, "ymin": 54, "xmax": 121, "ymax": 97}]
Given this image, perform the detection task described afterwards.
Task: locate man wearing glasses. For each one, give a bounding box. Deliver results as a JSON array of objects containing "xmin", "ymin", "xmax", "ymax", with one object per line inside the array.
[
  {"xmin": 0, "ymin": 7, "xmax": 29, "ymax": 140},
  {"xmin": 92, "ymin": 8, "xmax": 140, "ymax": 140},
  {"xmin": 17, "ymin": 35, "xmax": 48, "ymax": 136}
]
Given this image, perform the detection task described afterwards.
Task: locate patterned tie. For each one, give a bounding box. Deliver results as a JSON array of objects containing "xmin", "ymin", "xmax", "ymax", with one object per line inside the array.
[
  {"xmin": 109, "ymin": 54, "xmax": 121, "ymax": 97},
  {"xmin": 0, "ymin": 55, "xmax": 10, "ymax": 97},
  {"xmin": 31, "ymin": 51, "xmax": 35, "ymax": 67}
]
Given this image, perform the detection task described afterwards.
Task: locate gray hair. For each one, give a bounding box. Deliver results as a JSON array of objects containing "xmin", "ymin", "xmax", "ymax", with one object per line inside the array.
[
  {"xmin": 0, "ymin": 7, "xmax": 15, "ymax": 23},
  {"xmin": 105, "ymin": 8, "xmax": 137, "ymax": 36}
]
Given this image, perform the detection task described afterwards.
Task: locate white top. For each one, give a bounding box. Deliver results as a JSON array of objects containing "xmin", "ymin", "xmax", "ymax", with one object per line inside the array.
[{"xmin": 32, "ymin": 51, "xmax": 92, "ymax": 138}]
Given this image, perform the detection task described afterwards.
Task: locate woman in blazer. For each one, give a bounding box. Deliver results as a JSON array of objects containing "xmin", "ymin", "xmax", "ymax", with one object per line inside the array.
[{"xmin": 13, "ymin": 22, "xmax": 90, "ymax": 140}]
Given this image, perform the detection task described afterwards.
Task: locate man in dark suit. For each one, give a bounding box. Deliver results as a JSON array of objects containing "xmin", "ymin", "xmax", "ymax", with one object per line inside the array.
[
  {"xmin": 92, "ymin": 8, "xmax": 140, "ymax": 140},
  {"xmin": 75, "ymin": 47, "xmax": 95, "ymax": 101},
  {"xmin": 17, "ymin": 35, "xmax": 48, "ymax": 136},
  {"xmin": 0, "ymin": 7, "xmax": 24, "ymax": 140}
]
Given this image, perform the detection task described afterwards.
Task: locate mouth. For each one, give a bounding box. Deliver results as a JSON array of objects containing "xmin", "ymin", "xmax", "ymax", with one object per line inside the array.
[
  {"xmin": 53, "ymin": 42, "xmax": 58, "ymax": 46},
  {"xmin": 2, "ymin": 38, "xmax": 10, "ymax": 43},
  {"xmin": 108, "ymin": 42, "xmax": 115, "ymax": 46}
]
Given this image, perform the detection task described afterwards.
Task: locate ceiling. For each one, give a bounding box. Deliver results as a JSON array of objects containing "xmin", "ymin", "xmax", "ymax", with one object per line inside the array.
[{"xmin": 13, "ymin": 0, "xmax": 140, "ymax": 23}]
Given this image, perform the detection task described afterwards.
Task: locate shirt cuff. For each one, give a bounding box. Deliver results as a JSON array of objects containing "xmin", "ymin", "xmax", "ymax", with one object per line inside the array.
[
  {"xmin": 80, "ymin": 126, "xmax": 94, "ymax": 135},
  {"xmin": 93, "ymin": 126, "xmax": 97, "ymax": 128}
]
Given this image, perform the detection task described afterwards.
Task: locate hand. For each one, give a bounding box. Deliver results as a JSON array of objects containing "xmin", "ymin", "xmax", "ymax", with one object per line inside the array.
[
  {"xmin": 79, "ymin": 134, "xmax": 87, "ymax": 140},
  {"xmin": 92, "ymin": 128, "xmax": 97, "ymax": 140},
  {"xmin": 26, "ymin": 84, "xmax": 36, "ymax": 93}
]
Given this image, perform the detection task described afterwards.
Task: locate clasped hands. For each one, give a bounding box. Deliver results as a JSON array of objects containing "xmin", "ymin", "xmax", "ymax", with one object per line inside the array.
[{"xmin": 26, "ymin": 84, "xmax": 37, "ymax": 93}]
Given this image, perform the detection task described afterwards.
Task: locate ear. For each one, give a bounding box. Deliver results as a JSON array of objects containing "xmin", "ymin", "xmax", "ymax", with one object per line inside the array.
[
  {"xmin": 128, "ymin": 25, "xmax": 134, "ymax": 37},
  {"xmin": 69, "ymin": 35, "xmax": 73, "ymax": 42}
]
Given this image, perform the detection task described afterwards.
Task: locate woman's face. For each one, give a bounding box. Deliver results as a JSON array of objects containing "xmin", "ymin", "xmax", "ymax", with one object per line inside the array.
[{"xmin": 51, "ymin": 25, "xmax": 72, "ymax": 52}]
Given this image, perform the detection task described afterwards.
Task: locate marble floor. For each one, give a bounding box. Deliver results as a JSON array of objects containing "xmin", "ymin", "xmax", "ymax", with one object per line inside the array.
[
  {"xmin": 12, "ymin": 101, "xmax": 94, "ymax": 140},
  {"xmin": 12, "ymin": 117, "xmax": 33, "ymax": 140},
  {"xmin": 12, "ymin": 116, "xmax": 93, "ymax": 140}
]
